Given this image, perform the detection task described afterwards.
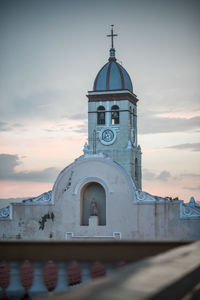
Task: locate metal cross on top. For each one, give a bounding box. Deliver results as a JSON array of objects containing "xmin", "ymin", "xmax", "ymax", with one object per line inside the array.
[{"xmin": 107, "ymin": 24, "xmax": 118, "ymax": 49}]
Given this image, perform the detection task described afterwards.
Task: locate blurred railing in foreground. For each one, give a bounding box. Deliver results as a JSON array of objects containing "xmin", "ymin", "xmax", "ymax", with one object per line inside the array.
[{"xmin": 0, "ymin": 241, "xmax": 197, "ymax": 299}]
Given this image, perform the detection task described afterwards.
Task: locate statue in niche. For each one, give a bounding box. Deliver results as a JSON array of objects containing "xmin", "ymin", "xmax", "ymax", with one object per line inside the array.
[{"xmin": 90, "ymin": 198, "xmax": 98, "ymax": 216}]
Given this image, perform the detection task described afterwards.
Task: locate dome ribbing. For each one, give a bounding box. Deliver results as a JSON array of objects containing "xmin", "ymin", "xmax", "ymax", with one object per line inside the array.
[{"xmin": 93, "ymin": 48, "xmax": 133, "ymax": 92}]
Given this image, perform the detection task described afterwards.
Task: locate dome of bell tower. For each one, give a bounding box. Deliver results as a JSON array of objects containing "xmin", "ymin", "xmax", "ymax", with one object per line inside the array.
[
  {"xmin": 93, "ymin": 26, "xmax": 133, "ymax": 92},
  {"xmin": 93, "ymin": 48, "xmax": 133, "ymax": 92}
]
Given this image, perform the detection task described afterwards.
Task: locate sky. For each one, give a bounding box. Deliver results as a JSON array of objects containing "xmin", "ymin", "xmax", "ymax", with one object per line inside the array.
[{"xmin": 0, "ymin": 0, "xmax": 199, "ymax": 202}]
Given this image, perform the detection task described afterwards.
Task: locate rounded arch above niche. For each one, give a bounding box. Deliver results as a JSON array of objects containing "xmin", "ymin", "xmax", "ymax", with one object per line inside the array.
[
  {"xmin": 52, "ymin": 155, "xmax": 136, "ymax": 204},
  {"xmin": 73, "ymin": 176, "xmax": 111, "ymax": 197}
]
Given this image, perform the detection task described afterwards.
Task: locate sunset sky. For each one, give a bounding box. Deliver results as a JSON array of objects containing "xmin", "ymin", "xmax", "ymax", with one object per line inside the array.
[{"xmin": 0, "ymin": 0, "xmax": 199, "ymax": 203}]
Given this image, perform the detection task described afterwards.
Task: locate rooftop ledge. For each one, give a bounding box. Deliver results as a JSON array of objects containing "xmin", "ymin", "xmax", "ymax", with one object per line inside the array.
[{"xmin": 87, "ymin": 89, "xmax": 137, "ymax": 98}]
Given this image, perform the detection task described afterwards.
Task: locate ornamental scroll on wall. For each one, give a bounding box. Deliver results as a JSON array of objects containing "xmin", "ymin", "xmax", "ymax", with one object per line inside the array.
[
  {"xmin": 22, "ymin": 191, "xmax": 52, "ymax": 204},
  {"xmin": 135, "ymin": 190, "xmax": 171, "ymax": 202},
  {"xmin": 180, "ymin": 197, "xmax": 200, "ymax": 219},
  {"xmin": 0, "ymin": 206, "xmax": 11, "ymax": 219},
  {"xmin": 0, "ymin": 191, "xmax": 52, "ymax": 220}
]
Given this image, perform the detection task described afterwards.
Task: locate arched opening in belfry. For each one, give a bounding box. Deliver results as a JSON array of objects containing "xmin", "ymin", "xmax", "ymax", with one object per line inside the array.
[
  {"xmin": 111, "ymin": 105, "xmax": 119, "ymax": 124},
  {"xmin": 80, "ymin": 182, "xmax": 106, "ymax": 226},
  {"xmin": 97, "ymin": 106, "xmax": 105, "ymax": 125}
]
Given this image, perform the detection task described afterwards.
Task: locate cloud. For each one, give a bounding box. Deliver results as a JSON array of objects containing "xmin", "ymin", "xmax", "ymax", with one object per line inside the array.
[
  {"xmin": 0, "ymin": 88, "xmax": 88, "ymax": 130},
  {"xmin": 0, "ymin": 154, "xmax": 21, "ymax": 177},
  {"xmin": 143, "ymin": 169, "xmax": 171, "ymax": 181},
  {"xmin": 0, "ymin": 122, "xmax": 23, "ymax": 132},
  {"xmin": 156, "ymin": 171, "xmax": 171, "ymax": 181},
  {"xmin": 0, "ymin": 154, "xmax": 59, "ymax": 182},
  {"xmin": 0, "ymin": 122, "xmax": 11, "ymax": 131},
  {"xmin": 44, "ymin": 120, "xmax": 88, "ymax": 135},
  {"xmin": 183, "ymin": 186, "xmax": 200, "ymax": 191},
  {"xmin": 167, "ymin": 143, "xmax": 200, "ymax": 152},
  {"xmin": 138, "ymin": 114, "xmax": 200, "ymax": 134},
  {"xmin": 143, "ymin": 170, "xmax": 200, "ymax": 183},
  {"xmin": 0, "ymin": 89, "xmax": 76, "ymax": 122},
  {"xmin": 71, "ymin": 122, "xmax": 88, "ymax": 134},
  {"xmin": 143, "ymin": 169, "xmax": 156, "ymax": 181},
  {"xmin": 180, "ymin": 173, "xmax": 200, "ymax": 179},
  {"xmin": 65, "ymin": 113, "xmax": 87, "ymax": 120},
  {"xmin": 12, "ymin": 167, "xmax": 59, "ymax": 182}
]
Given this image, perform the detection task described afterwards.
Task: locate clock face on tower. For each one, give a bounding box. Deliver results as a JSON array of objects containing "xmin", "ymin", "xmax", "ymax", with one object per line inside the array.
[
  {"xmin": 102, "ymin": 129, "xmax": 114, "ymax": 142},
  {"xmin": 99, "ymin": 128, "xmax": 116, "ymax": 145}
]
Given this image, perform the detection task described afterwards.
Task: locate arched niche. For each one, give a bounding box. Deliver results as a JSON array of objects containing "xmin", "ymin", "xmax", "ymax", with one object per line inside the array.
[{"xmin": 80, "ymin": 182, "xmax": 106, "ymax": 226}]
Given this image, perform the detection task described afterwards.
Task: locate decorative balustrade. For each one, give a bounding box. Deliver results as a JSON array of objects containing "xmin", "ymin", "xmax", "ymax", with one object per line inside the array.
[
  {"xmin": 0, "ymin": 259, "xmax": 125, "ymax": 298},
  {"xmin": 0, "ymin": 241, "xmax": 192, "ymax": 299}
]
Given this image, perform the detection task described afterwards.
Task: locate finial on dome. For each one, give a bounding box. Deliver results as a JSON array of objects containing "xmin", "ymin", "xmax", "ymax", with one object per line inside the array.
[{"xmin": 107, "ymin": 24, "xmax": 118, "ymax": 61}]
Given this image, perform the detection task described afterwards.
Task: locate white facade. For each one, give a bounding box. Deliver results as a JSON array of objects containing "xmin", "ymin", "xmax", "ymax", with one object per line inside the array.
[{"xmin": 0, "ymin": 154, "xmax": 200, "ymax": 240}]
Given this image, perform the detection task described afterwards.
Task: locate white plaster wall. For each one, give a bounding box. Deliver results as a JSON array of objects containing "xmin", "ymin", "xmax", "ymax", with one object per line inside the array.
[
  {"xmin": 52, "ymin": 156, "xmax": 137, "ymax": 239},
  {"xmin": 0, "ymin": 204, "xmax": 55, "ymax": 240},
  {"xmin": 1, "ymin": 156, "xmax": 200, "ymax": 240}
]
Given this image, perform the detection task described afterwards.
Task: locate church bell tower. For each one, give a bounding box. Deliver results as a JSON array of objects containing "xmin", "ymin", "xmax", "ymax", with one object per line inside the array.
[{"xmin": 85, "ymin": 26, "xmax": 142, "ymax": 190}]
